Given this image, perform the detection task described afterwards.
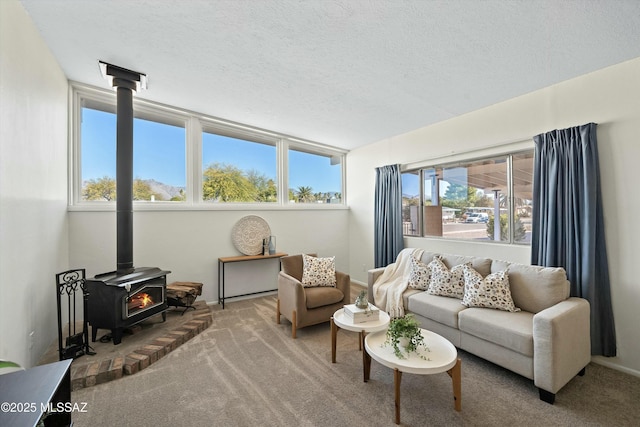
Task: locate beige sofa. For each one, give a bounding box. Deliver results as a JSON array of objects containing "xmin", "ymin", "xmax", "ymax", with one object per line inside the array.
[{"xmin": 368, "ymin": 251, "xmax": 591, "ymax": 404}]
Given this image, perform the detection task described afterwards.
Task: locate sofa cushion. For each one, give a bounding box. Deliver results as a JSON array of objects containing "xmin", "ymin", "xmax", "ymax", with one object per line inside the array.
[
  {"xmin": 426, "ymin": 257, "xmax": 467, "ymax": 299},
  {"xmin": 492, "ymin": 261, "xmax": 570, "ymax": 314},
  {"xmin": 459, "ymin": 307, "xmax": 534, "ymax": 356},
  {"xmin": 439, "ymin": 253, "xmax": 492, "ymax": 277},
  {"xmin": 418, "ymin": 251, "xmax": 439, "ymax": 266},
  {"xmin": 407, "ymin": 292, "xmax": 467, "ymax": 329},
  {"xmin": 304, "ymin": 286, "xmax": 344, "ymax": 309},
  {"xmin": 408, "ymin": 256, "xmax": 431, "ymax": 290},
  {"xmin": 462, "ymin": 267, "xmax": 520, "ymax": 312},
  {"xmin": 301, "ymin": 254, "xmax": 336, "ymax": 287},
  {"xmin": 403, "ymin": 288, "xmax": 422, "ymax": 309}
]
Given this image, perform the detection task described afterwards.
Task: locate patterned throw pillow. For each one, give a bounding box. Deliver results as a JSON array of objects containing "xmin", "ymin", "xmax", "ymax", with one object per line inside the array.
[
  {"xmin": 461, "ymin": 265, "xmax": 520, "ymax": 312},
  {"xmin": 408, "ymin": 256, "xmax": 431, "ymax": 290},
  {"xmin": 301, "ymin": 254, "xmax": 336, "ymax": 287},
  {"xmin": 426, "ymin": 257, "xmax": 468, "ymax": 299}
]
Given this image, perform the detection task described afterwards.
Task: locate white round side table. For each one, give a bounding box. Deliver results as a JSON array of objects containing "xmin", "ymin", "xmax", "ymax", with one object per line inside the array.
[{"xmin": 330, "ymin": 307, "xmax": 390, "ymax": 381}]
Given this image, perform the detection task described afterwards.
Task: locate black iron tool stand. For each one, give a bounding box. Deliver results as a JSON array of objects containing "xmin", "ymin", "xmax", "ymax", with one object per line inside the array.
[{"xmin": 56, "ymin": 268, "xmax": 95, "ymax": 360}]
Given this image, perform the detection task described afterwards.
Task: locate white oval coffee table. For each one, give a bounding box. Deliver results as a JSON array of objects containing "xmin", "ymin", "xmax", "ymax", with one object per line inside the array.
[
  {"xmin": 331, "ymin": 307, "xmax": 390, "ymax": 381},
  {"xmin": 364, "ymin": 328, "xmax": 461, "ymax": 424}
]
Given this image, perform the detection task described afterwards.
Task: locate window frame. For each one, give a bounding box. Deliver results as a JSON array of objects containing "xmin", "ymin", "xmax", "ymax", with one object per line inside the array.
[
  {"xmin": 69, "ymin": 83, "xmax": 348, "ymax": 211},
  {"xmin": 401, "ymin": 148, "xmax": 533, "ymax": 245}
]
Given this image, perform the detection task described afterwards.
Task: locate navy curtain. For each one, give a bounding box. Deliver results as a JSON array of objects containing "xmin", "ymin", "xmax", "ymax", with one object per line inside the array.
[
  {"xmin": 374, "ymin": 164, "xmax": 404, "ymax": 268},
  {"xmin": 531, "ymin": 123, "xmax": 616, "ymax": 356}
]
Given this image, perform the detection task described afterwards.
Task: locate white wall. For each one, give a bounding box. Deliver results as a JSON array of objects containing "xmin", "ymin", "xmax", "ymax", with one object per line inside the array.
[
  {"xmin": 0, "ymin": 1, "xmax": 70, "ymax": 368},
  {"xmin": 4, "ymin": 0, "xmax": 637, "ymax": 378},
  {"xmin": 347, "ymin": 58, "xmax": 640, "ymax": 376},
  {"xmin": 68, "ymin": 209, "xmax": 349, "ymax": 303}
]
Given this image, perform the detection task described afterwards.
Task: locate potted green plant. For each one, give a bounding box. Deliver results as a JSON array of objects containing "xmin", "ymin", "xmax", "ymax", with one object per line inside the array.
[{"xmin": 384, "ymin": 314, "xmax": 429, "ymax": 359}]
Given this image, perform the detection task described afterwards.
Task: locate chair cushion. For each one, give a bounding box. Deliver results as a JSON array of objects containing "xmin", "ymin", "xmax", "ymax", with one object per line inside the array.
[
  {"xmin": 281, "ymin": 253, "xmax": 317, "ymax": 281},
  {"xmin": 305, "ymin": 287, "xmax": 344, "ymax": 309},
  {"xmin": 302, "ymin": 254, "xmax": 336, "ymax": 287}
]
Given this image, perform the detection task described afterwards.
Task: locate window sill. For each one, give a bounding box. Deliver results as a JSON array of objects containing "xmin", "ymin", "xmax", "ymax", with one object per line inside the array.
[{"xmin": 67, "ymin": 202, "xmax": 349, "ymax": 212}]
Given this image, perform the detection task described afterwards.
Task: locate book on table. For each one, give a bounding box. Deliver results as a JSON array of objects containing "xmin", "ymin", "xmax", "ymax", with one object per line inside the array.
[{"xmin": 343, "ymin": 303, "xmax": 380, "ymax": 323}]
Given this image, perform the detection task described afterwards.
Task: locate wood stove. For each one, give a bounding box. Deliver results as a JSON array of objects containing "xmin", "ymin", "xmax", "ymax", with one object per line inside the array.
[
  {"xmin": 86, "ymin": 267, "xmax": 169, "ymax": 344},
  {"xmin": 86, "ymin": 62, "xmax": 170, "ymax": 345}
]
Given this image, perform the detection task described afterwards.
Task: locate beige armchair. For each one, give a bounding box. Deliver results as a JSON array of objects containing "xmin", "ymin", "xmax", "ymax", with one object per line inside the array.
[{"xmin": 276, "ymin": 254, "xmax": 350, "ymax": 338}]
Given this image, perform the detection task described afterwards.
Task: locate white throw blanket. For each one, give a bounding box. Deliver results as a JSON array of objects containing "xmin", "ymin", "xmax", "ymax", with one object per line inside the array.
[{"xmin": 372, "ymin": 248, "xmax": 424, "ymax": 318}]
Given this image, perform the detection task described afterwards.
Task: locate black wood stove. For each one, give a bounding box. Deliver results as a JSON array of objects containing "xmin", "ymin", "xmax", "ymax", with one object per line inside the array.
[
  {"xmin": 86, "ymin": 63, "xmax": 170, "ymax": 345},
  {"xmin": 86, "ymin": 267, "xmax": 169, "ymax": 344}
]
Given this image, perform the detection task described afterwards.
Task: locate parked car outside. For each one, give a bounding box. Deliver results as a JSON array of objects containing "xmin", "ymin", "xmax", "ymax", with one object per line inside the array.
[{"xmin": 465, "ymin": 212, "xmax": 489, "ymax": 223}]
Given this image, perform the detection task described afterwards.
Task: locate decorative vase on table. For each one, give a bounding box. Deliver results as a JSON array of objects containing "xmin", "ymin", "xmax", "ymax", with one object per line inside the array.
[
  {"xmin": 355, "ymin": 290, "xmax": 369, "ymax": 309},
  {"xmin": 398, "ymin": 337, "xmax": 411, "ymax": 349},
  {"xmin": 268, "ymin": 236, "xmax": 276, "ymax": 255}
]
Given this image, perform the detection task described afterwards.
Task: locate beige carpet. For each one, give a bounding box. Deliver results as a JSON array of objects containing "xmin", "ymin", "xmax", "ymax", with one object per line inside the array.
[{"xmin": 71, "ymin": 294, "xmax": 640, "ymax": 426}]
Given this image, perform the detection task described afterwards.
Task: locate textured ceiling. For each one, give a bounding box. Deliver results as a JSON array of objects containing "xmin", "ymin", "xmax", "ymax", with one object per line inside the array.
[{"xmin": 19, "ymin": 0, "xmax": 640, "ymax": 151}]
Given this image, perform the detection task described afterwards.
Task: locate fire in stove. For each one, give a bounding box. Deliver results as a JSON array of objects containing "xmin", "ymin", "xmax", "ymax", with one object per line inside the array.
[
  {"xmin": 128, "ymin": 293, "xmax": 153, "ymax": 310},
  {"xmin": 125, "ymin": 285, "xmax": 164, "ymax": 318}
]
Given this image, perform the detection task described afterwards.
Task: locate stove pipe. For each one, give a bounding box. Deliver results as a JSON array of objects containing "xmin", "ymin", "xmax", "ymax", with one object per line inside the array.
[
  {"xmin": 115, "ymin": 81, "xmax": 134, "ymax": 273},
  {"xmin": 99, "ymin": 62, "xmax": 147, "ymax": 274}
]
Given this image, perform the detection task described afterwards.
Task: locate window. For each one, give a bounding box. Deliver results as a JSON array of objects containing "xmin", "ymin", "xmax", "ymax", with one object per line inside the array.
[
  {"xmin": 401, "ymin": 171, "xmax": 420, "ymax": 235},
  {"xmin": 80, "ymin": 104, "xmax": 116, "ymax": 201},
  {"xmin": 401, "ymin": 151, "xmax": 533, "ymax": 244},
  {"xmin": 79, "ymin": 101, "xmax": 187, "ymax": 202},
  {"xmin": 72, "ymin": 85, "xmax": 346, "ymax": 208},
  {"xmin": 511, "ymin": 152, "xmax": 534, "ymax": 242},
  {"xmin": 133, "ymin": 114, "xmax": 186, "ymax": 201},
  {"xmin": 202, "ymin": 128, "xmax": 277, "ymax": 203},
  {"xmin": 288, "ymin": 147, "xmax": 343, "ymax": 204}
]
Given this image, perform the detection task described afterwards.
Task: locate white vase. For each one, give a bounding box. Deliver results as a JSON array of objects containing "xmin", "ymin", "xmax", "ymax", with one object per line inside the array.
[{"xmin": 398, "ymin": 337, "xmax": 410, "ymax": 349}]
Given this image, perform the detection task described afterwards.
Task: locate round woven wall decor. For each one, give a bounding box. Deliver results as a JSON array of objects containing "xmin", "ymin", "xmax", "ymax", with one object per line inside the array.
[{"xmin": 231, "ymin": 215, "xmax": 271, "ymax": 256}]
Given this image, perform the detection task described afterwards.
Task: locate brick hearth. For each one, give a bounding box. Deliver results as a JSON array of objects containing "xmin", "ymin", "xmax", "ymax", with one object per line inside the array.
[{"xmin": 55, "ymin": 301, "xmax": 212, "ymax": 391}]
